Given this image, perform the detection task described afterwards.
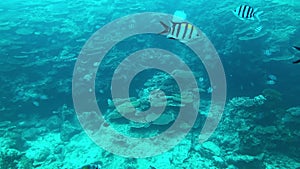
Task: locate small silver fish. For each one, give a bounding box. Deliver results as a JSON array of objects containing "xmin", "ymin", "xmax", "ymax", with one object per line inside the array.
[
  {"xmin": 159, "ymin": 21, "xmax": 200, "ymax": 43},
  {"xmin": 266, "ymin": 80, "xmax": 276, "ymax": 85},
  {"xmin": 268, "ymin": 74, "xmax": 277, "ymax": 81},
  {"xmin": 255, "ymin": 25, "xmax": 263, "ymax": 33},
  {"xmin": 233, "ymin": 5, "xmax": 263, "ymax": 21},
  {"xmin": 264, "ymin": 49, "xmax": 272, "ymax": 56}
]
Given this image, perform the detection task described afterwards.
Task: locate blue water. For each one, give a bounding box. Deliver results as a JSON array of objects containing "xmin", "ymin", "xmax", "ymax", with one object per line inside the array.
[{"xmin": 0, "ymin": 0, "xmax": 299, "ymax": 168}]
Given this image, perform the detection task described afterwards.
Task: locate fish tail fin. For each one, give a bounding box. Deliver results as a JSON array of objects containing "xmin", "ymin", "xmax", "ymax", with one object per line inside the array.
[
  {"xmin": 293, "ymin": 59, "xmax": 300, "ymax": 64},
  {"xmin": 159, "ymin": 21, "xmax": 169, "ymax": 34},
  {"xmin": 293, "ymin": 46, "xmax": 300, "ymax": 51},
  {"xmin": 255, "ymin": 11, "xmax": 263, "ymax": 22}
]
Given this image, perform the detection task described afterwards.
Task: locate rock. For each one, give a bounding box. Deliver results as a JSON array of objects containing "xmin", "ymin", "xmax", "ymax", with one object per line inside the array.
[
  {"xmin": 0, "ymin": 148, "xmax": 22, "ymax": 168},
  {"xmin": 116, "ymin": 101, "xmax": 136, "ymax": 114},
  {"xmin": 54, "ymin": 144, "xmax": 64, "ymax": 154},
  {"xmin": 213, "ymin": 156, "xmax": 226, "ymax": 168},
  {"xmin": 152, "ymin": 113, "xmax": 175, "ymax": 125},
  {"xmin": 171, "ymin": 69, "xmax": 194, "ymax": 79},
  {"xmin": 254, "ymin": 126, "xmax": 277, "ymax": 135},
  {"xmin": 0, "ymin": 120, "xmax": 11, "ymax": 127},
  {"xmin": 226, "ymin": 153, "xmax": 265, "ymax": 169},
  {"xmin": 172, "ymin": 91, "xmax": 194, "ymax": 104},
  {"xmin": 238, "ymin": 31, "xmax": 268, "ymax": 41},
  {"xmin": 17, "ymin": 155, "xmax": 34, "ymax": 169},
  {"xmin": 106, "ymin": 110, "xmax": 122, "ymax": 120},
  {"xmin": 287, "ymin": 107, "xmax": 300, "ymax": 117},
  {"xmin": 60, "ymin": 121, "xmax": 81, "ymax": 142},
  {"xmin": 151, "ymin": 153, "xmax": 172, "ymax": 169},
  {"xmin": 253, "ymin": 95, "xmax": 267, "ymax": 105},
  {"xmin": 26, "ymin": 146, "xmax": 50, "ymax": 163},
  {"xmin": 172, "ymin": 140, "xmax": 191, "ymax": 165},
  {"xmin": 22, "ymin": 128, "xmax": 40, "ymax": 141},
  {"xmin": 6, "ymin": 131, "xmax": 23, "ymax": 150},
  {"xmin": 129, "ymin": 121, "xmax": 151, "ymax": 129},
  {"xmin": 229, "ymin": 95, "xmax": 266, "ymax": 108},
  {"xmin": 238, "ymin": 135, "xmax": 265, "ymax": 156},
  {"xmin": 35, "ymin": 148, "xmax": 50, "ymax": 162},
  {"xmin": 46, "ymin": 115, "xmax": 62, "ymax": 130},
  {"xmin": 262, "ymin": 89, "xmax": 282, "ymax": 102},
  {"xmin": 15, "ymin": 28, "xmax": 35, "ymax": 35},
  {"xmin": 200, "ymin": 141, "xmax": 221, "ymax": 157},
  {"xmin": 4, "ymin": 148, "xmax": 22, "ymax": 157}
]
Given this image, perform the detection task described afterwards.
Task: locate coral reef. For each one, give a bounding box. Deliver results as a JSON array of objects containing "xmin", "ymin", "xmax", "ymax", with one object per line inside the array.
[{"xmin": 3, "ymin": 78, "xmax": 300, "ymax": 168}]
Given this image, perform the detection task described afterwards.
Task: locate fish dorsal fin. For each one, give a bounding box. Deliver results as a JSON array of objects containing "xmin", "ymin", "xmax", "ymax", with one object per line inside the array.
[{"xmin": 242, "ymin": 3, "xmax": 250, "ymax": 7}]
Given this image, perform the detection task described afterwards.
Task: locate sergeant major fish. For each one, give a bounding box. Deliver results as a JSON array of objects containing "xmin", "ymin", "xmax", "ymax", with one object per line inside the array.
[
  {"xmin": 233, "ymin": 5, "xmax": 263, "ymax": 22},
  {"xmin": 79, "ymin": 162, "xmax": 101, "ymax": 169},
  {"xmin": 159, "ymin": 21, "xmax": 201, "ymax": 43}
]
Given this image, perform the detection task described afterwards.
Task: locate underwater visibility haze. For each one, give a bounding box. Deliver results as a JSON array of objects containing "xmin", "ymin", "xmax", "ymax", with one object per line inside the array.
[{"xmin": 0, "ymin": 0, "xmax": 300, "ymax": 168}]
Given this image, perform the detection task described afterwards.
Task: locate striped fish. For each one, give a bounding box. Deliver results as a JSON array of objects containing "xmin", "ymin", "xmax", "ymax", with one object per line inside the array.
[
  {"xmin": 233, "ymin": 5, "xmax": 263, "ymax": 21},
  {"xmin": 79, "ymin": 163, "xmax": 101, "ymax": 169},
  {"xmin": 159, "ymin": 21, "xmax": 200, "ymax": 43}
]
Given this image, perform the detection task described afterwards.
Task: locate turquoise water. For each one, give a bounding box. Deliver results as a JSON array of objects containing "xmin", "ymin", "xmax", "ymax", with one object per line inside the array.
[{"xmin": 0, "ymin": 0, "xmax": 299, "ymax": 168}]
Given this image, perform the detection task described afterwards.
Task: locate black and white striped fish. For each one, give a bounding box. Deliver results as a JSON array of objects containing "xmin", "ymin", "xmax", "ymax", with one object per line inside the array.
[
  {"xmin": 159, "ymin": 21, "xmax": 200, "ymax": 43},
  {"xmin": 233, "ymin": 5, "xmax": 263, "ymax": 21},
  {"xmin": 79, "ymin": 162, "xmax": 101, "ymax": 169}
]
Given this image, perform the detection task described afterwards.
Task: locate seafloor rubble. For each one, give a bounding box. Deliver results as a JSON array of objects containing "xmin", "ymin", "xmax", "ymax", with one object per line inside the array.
[{"xmin": 1, "ymin": 72, "xmax": 300, "ymax": 168}]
